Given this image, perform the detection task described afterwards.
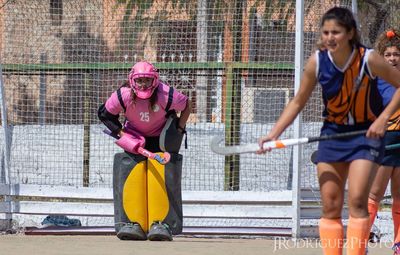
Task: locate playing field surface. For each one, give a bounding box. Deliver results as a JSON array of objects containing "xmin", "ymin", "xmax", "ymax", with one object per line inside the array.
[{"xmin": 0, "ymin": 235, "xmax": 393, "ymax": 255}]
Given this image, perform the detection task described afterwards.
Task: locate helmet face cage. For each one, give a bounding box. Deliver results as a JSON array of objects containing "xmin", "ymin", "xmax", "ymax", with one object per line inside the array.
[{"xmin": 128, "ymin": 61, "xmax": 159, "ymax": 99}]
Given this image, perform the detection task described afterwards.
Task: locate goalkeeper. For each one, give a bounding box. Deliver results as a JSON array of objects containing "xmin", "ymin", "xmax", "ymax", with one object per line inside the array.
[{"xmin": 98, "ymin": 61, "xmax": 191, "ymax": 241}]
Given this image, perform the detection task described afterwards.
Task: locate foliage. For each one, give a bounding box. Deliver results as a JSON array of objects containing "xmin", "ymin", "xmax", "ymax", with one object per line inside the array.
[{"xmin": 358, "ymin": 0, "xmax": 400, "ymax": 45}]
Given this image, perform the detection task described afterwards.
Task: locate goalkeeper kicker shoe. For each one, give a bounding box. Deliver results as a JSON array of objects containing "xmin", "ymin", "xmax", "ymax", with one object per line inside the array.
[
  {"xmin": 147, "ymin": 221, "xmax": 173, "ymax": 241},
  {"xmin": 116, "ymin": 223, "xmax": 147, "ymax": 241}
]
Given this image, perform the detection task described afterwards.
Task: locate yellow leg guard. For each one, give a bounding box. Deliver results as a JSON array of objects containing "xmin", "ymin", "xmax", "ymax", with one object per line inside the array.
[
  {"xmin": 113, "ymin": 153, "xmax": 148, "ymax": 233},
  {"xmin": 147, "ymin": 153, "xmax": 183, "ymax": 234},
  {"xmin": 122, "ymin": 160, "xmax": 148, "ymax": 232},
  {"xmin": 147, "ymin": 153, "xmax": 169, "ymax": 228}
]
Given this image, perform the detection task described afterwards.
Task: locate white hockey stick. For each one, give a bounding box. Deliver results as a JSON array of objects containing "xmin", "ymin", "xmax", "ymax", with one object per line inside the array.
[{"xmin": 210, "ymin": 130, "xmax": 367, "ymax": 156}]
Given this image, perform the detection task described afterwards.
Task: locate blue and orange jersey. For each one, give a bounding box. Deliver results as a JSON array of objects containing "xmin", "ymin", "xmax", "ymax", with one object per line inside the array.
[
  {"xmin": 387, "ymin": 110, "xmax": 400, "ymax": 131},
  {"xmin": 377, "ymin": 78, "xmax": 400, "ymax": 131},
  {"xmin": 317, "ymin": 46, "xmax": 384, "ymax": 125}
]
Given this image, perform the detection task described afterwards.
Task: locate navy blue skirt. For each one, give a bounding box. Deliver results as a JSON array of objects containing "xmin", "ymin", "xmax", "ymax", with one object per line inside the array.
[
  {"xmin": 315, "ymin": 122, "xmax": 385, "ymax": 164},
  {"xmin": 381, "ymin": 131, "xmax": 400, "ymax": 167}
]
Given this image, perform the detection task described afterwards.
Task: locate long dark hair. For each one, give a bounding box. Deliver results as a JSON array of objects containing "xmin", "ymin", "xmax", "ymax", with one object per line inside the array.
[{"xmin": 317, "ymin": 7, "xmax": 361, "ymax": 49}]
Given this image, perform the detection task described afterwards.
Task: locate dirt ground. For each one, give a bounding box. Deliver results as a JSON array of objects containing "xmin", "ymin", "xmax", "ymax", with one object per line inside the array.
[{"xmin": 0, "ymin": 235, "xmax": 394, "ymax": 255}]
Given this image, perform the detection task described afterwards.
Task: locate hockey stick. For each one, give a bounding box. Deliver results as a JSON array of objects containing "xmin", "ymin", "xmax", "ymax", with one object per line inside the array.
[
  {"xmin": 137, "ymin": 147, "xmax": 171, "ymax": 165},
  {"xmin": 386, "ymin": 143, "xmax": 400, "ymax": 150},
  {"xmin": 210, "ymin": 130, "xmax": 367, "ymax": 156},
  {"xmin": 102, "ymin": 128, "xmax": 171, "ymax": 165},
  {"xmin": 310, "ymin": 142, "xmax": 400, "ymax": 165}
]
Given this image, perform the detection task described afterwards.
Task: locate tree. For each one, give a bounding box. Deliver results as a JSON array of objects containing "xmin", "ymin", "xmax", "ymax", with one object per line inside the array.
[{"xmin": 358, "ymin": 0, "xmax": 400, "ymax": 46}]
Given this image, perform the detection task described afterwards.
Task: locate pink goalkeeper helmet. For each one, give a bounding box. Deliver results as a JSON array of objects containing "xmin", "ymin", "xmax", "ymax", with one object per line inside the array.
[{"xmin": 128, "ymin": 61, "xmax": 159, "ymax": 99}]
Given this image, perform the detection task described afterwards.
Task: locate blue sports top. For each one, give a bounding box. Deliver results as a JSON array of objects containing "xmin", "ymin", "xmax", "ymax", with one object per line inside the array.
[
  {"xmin": 377, "ymin": 78, "xmax": 400, "ymax": 131},
  {"xmin": 316, "ymin": 46, "xmax": 384, "ymax": 125}
]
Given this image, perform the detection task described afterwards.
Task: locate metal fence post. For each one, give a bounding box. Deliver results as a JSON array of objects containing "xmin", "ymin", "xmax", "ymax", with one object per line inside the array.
[
  {"xmin": 292, "ymin": 0, "xmax": 305, "ymax": 239},
  {"xmin": 0, "ymin": 63, "xmax": 12, "ymax": 230}
]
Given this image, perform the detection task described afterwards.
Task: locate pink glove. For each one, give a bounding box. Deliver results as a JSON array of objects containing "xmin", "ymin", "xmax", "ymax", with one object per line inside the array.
[{"xmin": 115, "ymin": 132, "xmax": 145, "ymax": 154}]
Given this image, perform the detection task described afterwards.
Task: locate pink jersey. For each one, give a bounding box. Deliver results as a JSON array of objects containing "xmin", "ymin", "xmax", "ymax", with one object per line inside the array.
[{"xmin": 105, "ymin": 82, "xmax": 188, "ymax": 137}]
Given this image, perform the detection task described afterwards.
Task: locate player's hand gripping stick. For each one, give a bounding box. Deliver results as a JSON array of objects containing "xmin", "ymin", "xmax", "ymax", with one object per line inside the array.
[{"xmin": 103, "ymin": 128, "xmax": 170, "ymax": 165}]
